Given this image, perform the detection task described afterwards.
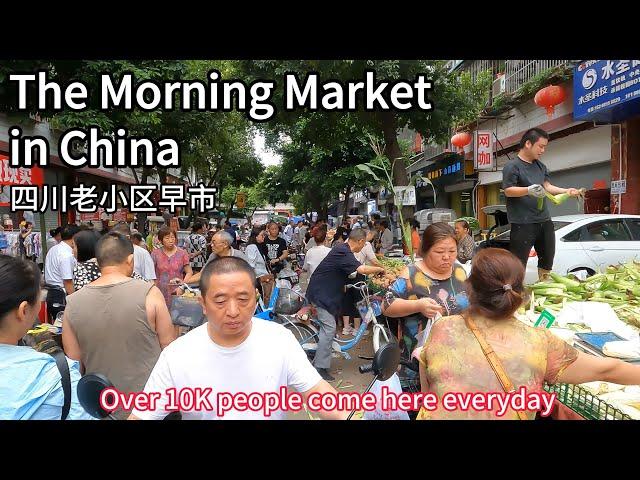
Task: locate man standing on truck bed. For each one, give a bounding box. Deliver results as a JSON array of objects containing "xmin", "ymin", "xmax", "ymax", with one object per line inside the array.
[{"xmin": 502, "ymin": 128, "xmax": 581, "ymax": 281}]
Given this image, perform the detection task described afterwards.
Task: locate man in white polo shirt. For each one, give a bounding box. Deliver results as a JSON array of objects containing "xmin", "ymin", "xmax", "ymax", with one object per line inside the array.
[
  {"xmin": 44, "ymin": 224, "xmax": 80, "ymax": 320},
  {"xmin": 130, "ymin": 256, "xmax": 348, "ymax": 420}
]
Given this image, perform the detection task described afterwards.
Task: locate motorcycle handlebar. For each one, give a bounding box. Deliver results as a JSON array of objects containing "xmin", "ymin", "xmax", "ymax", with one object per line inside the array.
[{"xmin": 358, "ymin": 364, "xmax": 374, "ymax": 374}]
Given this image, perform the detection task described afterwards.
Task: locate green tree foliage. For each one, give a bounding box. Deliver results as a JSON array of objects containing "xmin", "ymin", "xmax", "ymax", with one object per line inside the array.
[{"xmin": 239, "ymin": 60, "xmax": 490, "ymax": 188}]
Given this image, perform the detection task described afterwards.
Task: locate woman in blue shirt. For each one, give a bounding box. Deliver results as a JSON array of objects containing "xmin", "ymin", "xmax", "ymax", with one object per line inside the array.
[{"xmin": 0, "ymin": 255, "xmax": 93, "ymax": 420}]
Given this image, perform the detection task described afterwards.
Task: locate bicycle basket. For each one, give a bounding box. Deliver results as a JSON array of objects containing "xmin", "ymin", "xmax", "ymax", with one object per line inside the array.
[
  {"xmin": 170, "ymin": 296, "xmax": 206, "ymax": 328},
  {"xmin": 274, "ymin": 288, "xmax": 305, "ymax": 315}
]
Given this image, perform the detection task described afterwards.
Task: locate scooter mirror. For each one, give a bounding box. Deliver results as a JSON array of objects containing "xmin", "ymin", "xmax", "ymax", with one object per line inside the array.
[
  {"xmin": 77, "ymin": 373, "xmax": 115, "ymax": 419},
  {"xmin": 372, "ymin": 343, "xmax": 401, "ymax": 382}
]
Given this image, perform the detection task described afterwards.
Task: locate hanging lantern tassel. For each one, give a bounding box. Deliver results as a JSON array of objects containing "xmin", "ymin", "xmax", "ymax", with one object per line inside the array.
[
  {"xmin": 534, "ymin": 85, "xmax": 567, "ymax": 118},
  {"xmin": 451, "ymin": 132, "xmax": 472, "ymax": 153}
]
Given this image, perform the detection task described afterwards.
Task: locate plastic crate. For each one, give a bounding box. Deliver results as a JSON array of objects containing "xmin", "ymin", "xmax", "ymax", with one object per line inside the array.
[{"xmin": 544, "ymin": 383, "xmax": 631, "ymax": 420}]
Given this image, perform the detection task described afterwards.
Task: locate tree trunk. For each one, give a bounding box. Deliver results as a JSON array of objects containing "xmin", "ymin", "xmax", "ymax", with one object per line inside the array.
[
  {"xmin": 380, "ymin": 112, "xmax": 408, "ymax": 186},
  {"xmin": 380, "ymin": 111, "xmax": 413, "ymax": 221},
  {"xmin": 137, "ymin": 169, "xmax": 150, "ymax": 235},
  {"xmin": 310, "ymin": 195, "xmax": 322, "ymax": 221},
  {"xmin": 226, "ymin": 191, "xmax": 235, "ymax": 218},
  {"xmin": 130, "ymin": 167, "xmax": 140, "ymax": 184},
  {"xmin": 342, "ymin": 186, "xmax": 352, "ymax": 221}
]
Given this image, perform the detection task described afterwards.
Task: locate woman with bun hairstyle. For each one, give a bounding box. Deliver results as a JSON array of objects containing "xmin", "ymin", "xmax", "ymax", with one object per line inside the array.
[{"xmin": 417, "ymin": 248, "xmax": 640, "ymax": 420}]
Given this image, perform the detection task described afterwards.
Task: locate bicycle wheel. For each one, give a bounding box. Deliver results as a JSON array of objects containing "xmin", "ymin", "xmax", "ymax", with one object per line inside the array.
[
  {"xmin": 282, "ymin": 321, "xmax": 318, "ymax": 361},
  {"xmin": 372, "ymin": 324, "xmax": 396, "ymax": 353}
]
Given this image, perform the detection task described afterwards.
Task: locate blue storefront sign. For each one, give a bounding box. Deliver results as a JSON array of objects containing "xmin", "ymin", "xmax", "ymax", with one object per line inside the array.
[
  {"xmin": 415, "ymin": 154, "xmax": 469, "ymax": 188},
  {"xmin": 574, "ymin": 60, "xmax": 640, "ymax": 122}
]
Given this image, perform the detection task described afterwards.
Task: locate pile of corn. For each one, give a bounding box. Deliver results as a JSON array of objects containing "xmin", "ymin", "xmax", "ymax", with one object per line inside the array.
[{"xmin": 528, "ymin": 262, "xmax": 640, "ymax": 329}]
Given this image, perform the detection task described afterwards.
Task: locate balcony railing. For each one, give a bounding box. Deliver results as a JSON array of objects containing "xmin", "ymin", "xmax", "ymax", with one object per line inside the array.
[
  {"xmin": 503, "ymin": 60, "xmax": 571, "ymax": 94},
  {"xmin": 456, "ymin": 60, "xmax": 501, "ymax": 84},
  {"xmin": 422, "ymin": 143, "xmax": 449, "ymax": 160}
]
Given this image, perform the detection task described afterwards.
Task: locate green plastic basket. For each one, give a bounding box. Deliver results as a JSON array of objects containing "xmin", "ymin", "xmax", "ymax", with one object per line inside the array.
[{"xmin": 544, "ymin": 383, "xmax": 632, "ymax": 420}]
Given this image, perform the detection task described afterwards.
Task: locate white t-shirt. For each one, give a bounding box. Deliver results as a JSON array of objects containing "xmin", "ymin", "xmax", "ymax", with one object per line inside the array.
[
  {"xmin": 354, "ymin": 242, "xmax": 377, "ymax": 265},
  {"xmin": 132, "ymin": 319, "xmax": 321, "ymax": 420},
  {"xmin": 303, "ymin": 245, "xmax": 331, "ymax": 277},
  {"xmin": 133, "ymin": 244, "xmax": 156, "ymax": 281},
  {"xmin": 44, "ymin": 241, "xmax": 76, "ymax": 288},
  {"xmin": 284, "ymin": 225, "xmax": 294, "ymax": 243}
]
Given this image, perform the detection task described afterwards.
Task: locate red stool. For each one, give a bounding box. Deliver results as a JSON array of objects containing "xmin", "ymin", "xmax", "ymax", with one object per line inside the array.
[{"xmin": 38, "ymin": 301, "xmax": 48, "ymax": 324}]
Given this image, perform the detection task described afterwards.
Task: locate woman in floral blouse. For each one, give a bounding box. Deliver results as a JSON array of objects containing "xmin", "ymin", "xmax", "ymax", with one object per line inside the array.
[
  {"xmin": 382, "ymin": 223, "xmax": 469, "ymax": 375},
  {"xmin": 151, "ymin": 227, "xmax": 193, "ymax": 309},
  {"xmin": 73, "ymin": 230, "xmax": 145, "ymax": 291},
  {"xmin": 417, "ymin": 248, "xmax": 640, "ymax": 420}
]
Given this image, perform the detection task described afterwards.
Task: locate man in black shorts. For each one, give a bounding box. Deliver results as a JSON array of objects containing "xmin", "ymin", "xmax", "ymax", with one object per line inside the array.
[{"xmin": 502, "ymin": 128, "xmax": 581, "ymax": 281}]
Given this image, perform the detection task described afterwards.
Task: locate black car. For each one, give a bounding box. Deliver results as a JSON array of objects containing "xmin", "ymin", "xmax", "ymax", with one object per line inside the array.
[{"xmin": 476, "ymin": 205, "xmax": 510, "ymax": 251}]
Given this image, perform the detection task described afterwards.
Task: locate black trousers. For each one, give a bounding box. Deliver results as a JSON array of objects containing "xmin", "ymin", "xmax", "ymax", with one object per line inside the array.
[
  {"xmin": 509, "ymin": 220, "xmax": 555, "ymax": 271},
  {"xmin": 45, "ymin": 287, "xmax": 66, "ymax": 323}
]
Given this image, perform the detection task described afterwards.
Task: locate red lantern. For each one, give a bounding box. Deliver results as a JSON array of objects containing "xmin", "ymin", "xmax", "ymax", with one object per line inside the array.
[
  {"xmin": 451, "ymin": 132, "xmax": 472, "ymax": 151},
  {"xmin": 534, "ymin": 85, "xmax": 566, "ymax": 118}
]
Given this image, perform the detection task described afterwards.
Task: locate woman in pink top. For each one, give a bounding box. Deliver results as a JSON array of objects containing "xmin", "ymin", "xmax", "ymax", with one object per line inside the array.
[{"xmin": 151, "ymin": 226, "xmax": 193, "ymax": 309}]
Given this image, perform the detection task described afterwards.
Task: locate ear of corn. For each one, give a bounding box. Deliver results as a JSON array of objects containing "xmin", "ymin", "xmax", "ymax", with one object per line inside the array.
[
  {"xmin": 537, "ymin": 188, "xmax": 587, "ymax": 211},
  {"xmin": 526, "ymin": 262, "xmax": 640, "ymax": 328}
]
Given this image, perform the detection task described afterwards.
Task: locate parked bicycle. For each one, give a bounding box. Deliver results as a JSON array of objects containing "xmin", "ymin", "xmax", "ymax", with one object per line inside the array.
[{"xmin": 256, "ymin": 280, "xmax": 395, "ymax": 361}]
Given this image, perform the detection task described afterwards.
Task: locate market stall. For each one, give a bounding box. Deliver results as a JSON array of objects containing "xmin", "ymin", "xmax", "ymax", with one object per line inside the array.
[{"xmin": 521, "ymin": 262, "xmax": 640, "ymax": 420}]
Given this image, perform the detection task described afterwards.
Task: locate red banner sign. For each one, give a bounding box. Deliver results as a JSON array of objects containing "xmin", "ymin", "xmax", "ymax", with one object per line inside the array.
[{"xmin": 0, "ymin": 154, "xmax": 45, "ymax": 206}]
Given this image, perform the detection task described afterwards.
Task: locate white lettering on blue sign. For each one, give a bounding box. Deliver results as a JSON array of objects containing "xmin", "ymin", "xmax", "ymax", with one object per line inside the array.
[
  {"xmin": 602, "ymin": 61, "xmax": 615, "ymax": 80},
  {"xmin": 616, "ymin": 61, "xmax": 631, "ymax": 75}
]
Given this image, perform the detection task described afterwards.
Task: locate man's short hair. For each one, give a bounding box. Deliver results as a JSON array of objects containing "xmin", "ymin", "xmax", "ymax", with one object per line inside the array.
[
  {"xmin": 380, "ymin": 220, "xmax": 389, "ymax": 229},
  {"xmin": 200, "ymin": 256, "xmax": 256, "ymax": 296},
  {"xmin": 313, "ymin": 227, "xmax": 327, "ymax": 244},
  {"xmin": 348, "ymin": 228, "xmax": 367, "ymax": 242},
  {"xmin": 131, "ymin": 232, "xmax": 144, "ymax": 242},
  {"xmin": 519, "ymin": 128, "xmax": 549, "ymax": 149},
  {"xmin": 61, "ymin": 224, "xmax": 81, "ymax": 241},
  {"xmin": 215, "ymin": 230, "xmax": 234, "ymax": 246},
  {"xmin": 96, "ymin": 232, "xmax": 134, "ymax": 268},
  {"xmin": 110, "ymin": 221, "xmax": 131, "ymax": 237}
]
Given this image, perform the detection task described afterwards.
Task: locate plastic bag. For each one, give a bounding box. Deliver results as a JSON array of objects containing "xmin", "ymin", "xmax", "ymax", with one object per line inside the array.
[
  {"xmin": 554, "ymin": 302, "xmax": 639, "ymax": 341},
  {"xmin": 363, "ymin": 373, "xmax": 410, "ymax": 420}
]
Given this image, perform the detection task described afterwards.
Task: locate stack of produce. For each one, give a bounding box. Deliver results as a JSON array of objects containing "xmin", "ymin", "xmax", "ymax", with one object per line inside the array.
[
  {"xmin": 368, "ymin": 258, "xmax": 406, "ymax": 290},
  {"xmin": 528, "ymin": 262, "xmax": 640, "ymax": 328}
]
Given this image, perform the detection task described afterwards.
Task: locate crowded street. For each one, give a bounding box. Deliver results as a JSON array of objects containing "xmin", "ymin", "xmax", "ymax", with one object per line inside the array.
[{"xmin": 3, "ymin": 59, "xmax": 640, "ymax": 421}]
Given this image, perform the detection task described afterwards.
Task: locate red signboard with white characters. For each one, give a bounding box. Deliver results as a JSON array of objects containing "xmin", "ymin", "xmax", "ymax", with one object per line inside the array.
[
  {"xmin": 80, "ymin": 209, "xmax": 103, "ymax": 222},
  {"xmin": 112, "ymin": 209, "xmax": 130, "ymax": 222},
  {"xmin": 0, "ymin": 154, "xmax": 45, "ymax": 206}
]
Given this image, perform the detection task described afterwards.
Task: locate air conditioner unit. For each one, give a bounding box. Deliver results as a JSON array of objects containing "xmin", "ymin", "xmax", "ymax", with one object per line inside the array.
[{"xmin": 492, "ymin": 74, "xmax": 506, "ymax": 98}]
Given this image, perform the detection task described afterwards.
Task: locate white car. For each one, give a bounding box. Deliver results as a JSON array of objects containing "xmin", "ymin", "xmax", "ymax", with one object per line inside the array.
[{"xmin": 524, "ymin": 214, "xmax": 640, "ymax": 284}]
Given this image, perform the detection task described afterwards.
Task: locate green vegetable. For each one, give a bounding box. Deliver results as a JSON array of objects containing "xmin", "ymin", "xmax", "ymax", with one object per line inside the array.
[
  {"xmin": 545, "ymin": 192, "xmax": 571, "ymax": 205},
  {"xmin": 525, "ymin": 263, "xmax": 640, "ymax": 330},
  {"xmin": 532, "ymin": 282, "xmax": 568, "ymax": 291},
  {"xmin": 549, "ymin": 272, "xmax": 581, "ymax": 288},
  {"xmin": 533, "ymin": 288, "xmax": 566, "ymax": 296}
]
